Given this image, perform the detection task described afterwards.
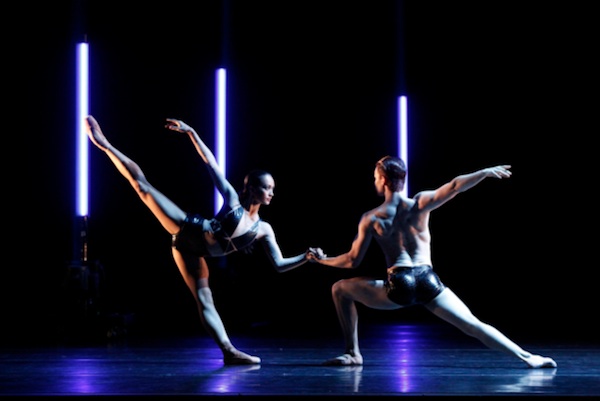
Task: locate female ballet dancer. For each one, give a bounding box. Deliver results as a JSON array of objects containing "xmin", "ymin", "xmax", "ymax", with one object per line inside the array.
[{"xmin": 85, "ymin": 115, "xmax": 322, "ymax": 365}]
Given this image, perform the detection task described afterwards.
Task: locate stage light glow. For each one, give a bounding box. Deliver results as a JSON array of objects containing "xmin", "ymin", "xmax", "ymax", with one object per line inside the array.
[
  {"xmin": 76, "ymin": 42, "xmax": 89, "ymax": 217},
  {"xmin": 215, "ymin": 68, "xmax": 227, "ymax": 214},
  {"xmin": 398, "ymin": 95, "xmax": 408, "ymax": 196}
]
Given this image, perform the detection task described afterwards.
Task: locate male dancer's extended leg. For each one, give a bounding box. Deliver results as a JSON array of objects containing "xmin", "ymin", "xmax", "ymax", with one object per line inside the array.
[{"xmin": 426, "ymin": 288, "xmax": 557, "ymax": 368}]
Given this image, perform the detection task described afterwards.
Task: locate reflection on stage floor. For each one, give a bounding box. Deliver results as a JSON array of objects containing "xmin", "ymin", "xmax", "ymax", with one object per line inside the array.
[{"xmin": 1, "ymin": 322, "xmax": 598, "ymax": 399}]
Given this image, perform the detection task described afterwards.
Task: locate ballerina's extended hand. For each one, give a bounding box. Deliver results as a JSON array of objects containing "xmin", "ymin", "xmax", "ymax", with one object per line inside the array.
[{"xmin": 165, "ymin": 118, "xmax": 194, "ymax": 134}]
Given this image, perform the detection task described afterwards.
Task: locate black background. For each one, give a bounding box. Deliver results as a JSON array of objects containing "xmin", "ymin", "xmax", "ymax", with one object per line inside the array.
[{"xmin": 14, "ymin": 0, "xmax": 598, "ymax": 345}]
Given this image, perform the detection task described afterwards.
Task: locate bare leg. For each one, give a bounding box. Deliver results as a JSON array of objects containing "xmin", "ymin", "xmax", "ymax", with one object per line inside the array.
[
  {"xmin": 324, "ymin": 277, "xmax": 400, "ymax": 365},
  {"xmin": 425, "ymin": 288, "xmax": 557, "ymax": 368},
  {"xmin": 85, "ymin": 115, "xmax": 186, "ymax": 234},
  {"xmin": 322, "ymin": 278, "xmax": 369, "ymax": 366},
  {"xmin": 172, "ymin": 250, "xmax": 260, "ymax": 365}
]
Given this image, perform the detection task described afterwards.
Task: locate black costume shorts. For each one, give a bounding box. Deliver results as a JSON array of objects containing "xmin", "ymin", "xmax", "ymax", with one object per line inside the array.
[
  {"xmin": 172, "ymin": 214, "xmax": 210, "ymax": 257},
  {"xmin": 384, "ymin": 265, "xmax": 446, "ymax": 306}
]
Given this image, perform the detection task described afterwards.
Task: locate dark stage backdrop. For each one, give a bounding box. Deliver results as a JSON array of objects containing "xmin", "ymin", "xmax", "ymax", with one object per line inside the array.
[{"xmin": 15, "ymin": 0, "xmax": 597, "ymax": 346}]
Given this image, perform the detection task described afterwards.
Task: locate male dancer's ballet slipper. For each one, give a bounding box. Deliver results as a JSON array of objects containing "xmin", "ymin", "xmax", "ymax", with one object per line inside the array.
[
  {"xmin": 526, "ymin": 355, "xmax": 557, "ymax": 369},
  {"xmin": 322, "ymin": 354, "xmax": 363, "ymax": 366}
]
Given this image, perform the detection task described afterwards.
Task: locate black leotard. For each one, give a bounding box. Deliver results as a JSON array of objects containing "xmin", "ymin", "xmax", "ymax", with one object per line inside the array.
[
  {"xmin": 171, "ymin": 205, "xmax": 260, "ymax": 257},
  {"xmin": 384, "ymin": 265, "xmax": 446, "ymax": 306}
]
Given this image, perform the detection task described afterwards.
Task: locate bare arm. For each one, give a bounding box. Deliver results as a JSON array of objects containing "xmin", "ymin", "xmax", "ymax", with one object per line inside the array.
[
  {"xmin": 310, "ymin": 213, "xmax": 374, "ymax": 269},
  {"xmin": 259, "ymin": 222, "xmax": 321, "ymax": 273},
  {"xmin": 415, "ymin": 165, "xmax": 512, "ymax": 212},
  {"xmin": 165, "ymin": 118, "xmax": 238, "ymax": 206}
]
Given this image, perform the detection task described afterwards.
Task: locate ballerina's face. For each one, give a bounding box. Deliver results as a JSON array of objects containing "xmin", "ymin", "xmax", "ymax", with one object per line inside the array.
[{"xmin": 253, "ymin": 174, "xmax": 275, "ymax": 205}]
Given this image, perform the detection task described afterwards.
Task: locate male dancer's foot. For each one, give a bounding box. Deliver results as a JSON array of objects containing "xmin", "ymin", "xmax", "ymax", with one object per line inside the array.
[
  {"xmin": 523, "ymin": 354, "xmax": 557, "ymax": 369},
  {"xmin": 322, "ymin": 352, "xmax": 363, "ymax": 366}
]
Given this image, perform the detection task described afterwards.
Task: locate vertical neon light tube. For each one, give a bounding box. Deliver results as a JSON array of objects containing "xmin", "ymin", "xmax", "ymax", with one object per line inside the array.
[
  {"xmin": 74, "ymin": 41, "xmax": 89, "ymax": 264},
  {"xmin": 398, "ymin": 95, "xmax": 408, "ymax": 196},
  {"xmin": 215, "ymin": 68, "xmax": 227, "ymax": 214},
  {"xmin": 76, "ymin": 42, "xmax": 90, "ymax": 216}
]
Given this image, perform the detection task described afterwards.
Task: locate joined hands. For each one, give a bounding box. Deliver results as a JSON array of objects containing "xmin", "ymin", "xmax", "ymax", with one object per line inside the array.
[{"xmin": 307, "ymin": 247, "xmax": 326, "ymax": 262}]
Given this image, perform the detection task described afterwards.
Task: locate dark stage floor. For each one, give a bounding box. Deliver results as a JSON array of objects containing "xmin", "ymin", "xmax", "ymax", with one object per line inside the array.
[{"xmin": 1, "ymin": 322, "xmax": 598, "ymax": 399}]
